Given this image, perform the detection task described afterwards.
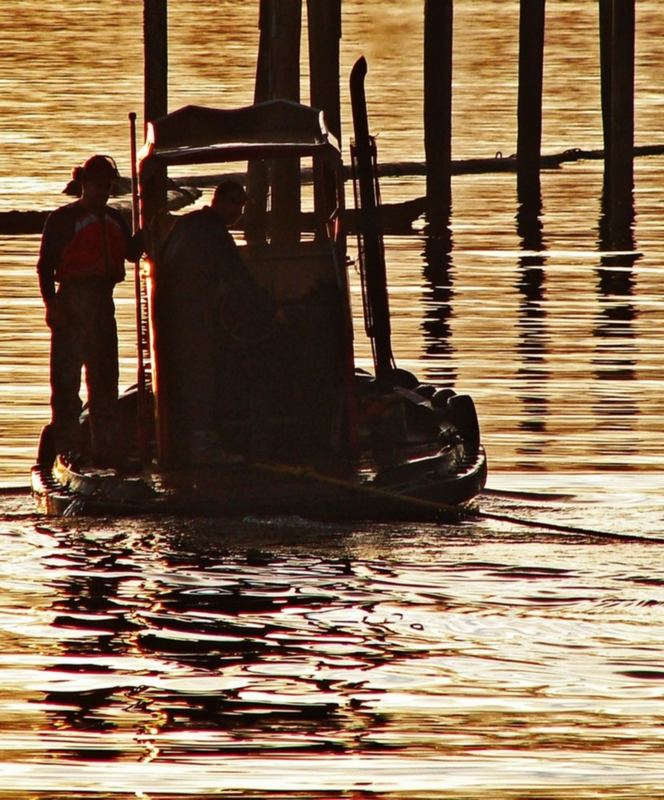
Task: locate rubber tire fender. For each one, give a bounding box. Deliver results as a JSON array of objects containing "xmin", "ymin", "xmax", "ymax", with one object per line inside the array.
[
  {"xmin": 415, "ymin": 383, "xmax": 436, "ymax": 399},
  {"xmin": 389, "ymin": 368, "xmax": 419, "ymax": 390},
  {"xmin": 447, "ymin": 394, "xmax": 481, "ymax": 450},
  {"xmin": 432, "ymin": 387, "xmax": 456, "ymax": 409}
]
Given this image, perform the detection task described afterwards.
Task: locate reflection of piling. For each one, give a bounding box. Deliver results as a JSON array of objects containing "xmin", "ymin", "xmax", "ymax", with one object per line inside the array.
[
  {"xmin": 423, "ymin": 0, "xmax": 453, "ymax": 231},
  {"xmin": 307, "ymin": 0, "xmax": 342, "ymax": 223},
  {"xmin": 516, "ymin": 0, "xmax": 545, "ymax": 205},
  {"xmin": 515, "ymin": 189, "xmax": 549, "ymax": 448},
  {"xmin": 421, "ymin": 232, "xmax": 457, "ymax": 389},
  {"xmin": 594, "ymin": 207, "xmax": 638, "ymax": 419}
]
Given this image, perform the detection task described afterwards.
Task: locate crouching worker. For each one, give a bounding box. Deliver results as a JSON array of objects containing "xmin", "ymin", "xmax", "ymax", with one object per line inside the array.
[
  {"xmin": 37, "ymin": 154, "xmax": 144, "ymax": 467},
  {"xmin": 159, "ymin": 180, "xmax": 272, "ymax": 465}
]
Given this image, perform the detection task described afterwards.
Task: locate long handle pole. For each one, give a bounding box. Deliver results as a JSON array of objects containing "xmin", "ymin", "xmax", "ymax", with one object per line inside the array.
[
  {"xmin": 129, "ymin": 113, "xmax": 144, "ymax": 378},
  {"xmin": 129, "ymin": 111, "xmax": 149, "ymax": 461},
  {"xmin": 129, "ymin": 113, "xmax": 140, "ymax": 232}
]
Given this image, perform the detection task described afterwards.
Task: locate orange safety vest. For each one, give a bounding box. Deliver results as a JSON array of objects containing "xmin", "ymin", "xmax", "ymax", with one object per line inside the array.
[{"xmin": 56, "ymin": 211, "xmax": 126, "ymax": 283}]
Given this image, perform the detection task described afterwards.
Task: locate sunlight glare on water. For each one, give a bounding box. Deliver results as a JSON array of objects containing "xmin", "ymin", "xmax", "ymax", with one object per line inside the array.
[{"xmin": 0, "ymin": 506, "xmax": 662, "ymax": 797}]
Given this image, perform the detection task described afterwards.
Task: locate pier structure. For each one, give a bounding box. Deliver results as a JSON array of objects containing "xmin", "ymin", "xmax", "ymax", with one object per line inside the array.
[{"xmin": 1, "ymin": 1, "xmax": 642, "ymax": 240}]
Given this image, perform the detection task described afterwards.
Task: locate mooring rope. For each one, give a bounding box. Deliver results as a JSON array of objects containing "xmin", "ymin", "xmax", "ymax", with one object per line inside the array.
[{"xmin": 254, "ymin": 462, "xmax": 664, "ymax": 545}]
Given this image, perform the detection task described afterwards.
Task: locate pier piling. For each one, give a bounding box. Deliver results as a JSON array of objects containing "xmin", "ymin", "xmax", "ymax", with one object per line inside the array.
[
  {"xmin": 268, "ymin": 0, "xmax": 302, "ymax": 245},
  {"xmin": 423, "ymin": 0, "xmax": 453, "ymax": 231},
  {"xmin": 142, "ymin": 0, "xmax": 168, "ymax": 251},
  {"xmin": 307, "ymin": 0, "xmax": 342, "ymax": 224},
  {"xmin": 599, "ymin": 0, "xmax": 613, "ymax": 181},
  {"xmin": 245, "ymin": 0, "xmax": 272, "ymax": 244},
  {"xmin": 607, "ymin": 0, "xmax": 635, "ymax": 248},
  {"xmin": 143, "ymin": 0, "xmax": 168, "ymax": 128},
  {"xmin": 516, "ymin": 0, "xmax": 545, "ymax": 205},
  {"xmin": 307, "ymin": 0, "xmax": 342, "ymax": 143}
]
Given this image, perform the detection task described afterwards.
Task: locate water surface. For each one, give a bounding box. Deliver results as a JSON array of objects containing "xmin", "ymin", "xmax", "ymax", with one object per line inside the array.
[{"xmin": 1, "ymin": 2, "xmax": 663, "ymax": 797}]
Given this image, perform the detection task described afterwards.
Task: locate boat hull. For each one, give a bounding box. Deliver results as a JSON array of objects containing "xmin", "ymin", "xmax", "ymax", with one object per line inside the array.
[
  {"xmin": 31, "ymin": 444, "xmax": 487, "ymax": 522},
  {"xmin": 31, "ymin": 94, "xmax": 489, "ymax": 523}
]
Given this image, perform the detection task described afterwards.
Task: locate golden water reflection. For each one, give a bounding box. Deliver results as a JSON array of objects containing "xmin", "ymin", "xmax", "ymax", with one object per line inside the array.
[
  {"xmin": 0, "ymin": 516, "xmax": 663, "ymax": 796},
  {"xmin": 1, "ymin": 4, "xmax": 664, "ymax": 799}
]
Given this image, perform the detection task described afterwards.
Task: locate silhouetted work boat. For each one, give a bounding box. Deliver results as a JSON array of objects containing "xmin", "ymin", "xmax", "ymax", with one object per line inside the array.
[{"xmin": 31, "ymin": 58, "xmax": 487, "ymax": 521}]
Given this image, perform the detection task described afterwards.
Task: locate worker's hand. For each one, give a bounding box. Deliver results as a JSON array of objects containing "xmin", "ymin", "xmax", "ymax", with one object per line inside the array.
[{"xmin": 44, "ymin": 297, "xmax": 67, "ymax": 329}]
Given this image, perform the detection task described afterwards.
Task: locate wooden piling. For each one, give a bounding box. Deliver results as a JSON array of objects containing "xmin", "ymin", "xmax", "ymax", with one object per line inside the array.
[
  {"xmin": 598, "ymin": 0, "xmax": 613, "ymax": 180},
  {"xmin": 142, "ymin": 0, "xmax": 168, "ymax": 255},
  {"xmin": 607, "ymin": 0, "xmax": 635, "ymax": 247},
  {"xmin": 423, "ymin": 0, "xmax": 453, "ymax": 229},
  {"xmin": 245, "ymin": 0, "xmax": 272, "ymax": 244},
  {"xmin": 516, "ymin": 0, "xmax": 545, "ymax": 204},
  {"xmin": 269, "ymin": 0, "xmax": 302, "ymax": 245},
  {"xmin": 143, "ymin": 0, "xmax": 168, "ymax": 128},
  {"xmin": 307, "ymin": 0, "xmax": 341, "ymax": 142},
  {"xmin": 307, "ymin": 0, "xmax": 342, "ymax": 225}
]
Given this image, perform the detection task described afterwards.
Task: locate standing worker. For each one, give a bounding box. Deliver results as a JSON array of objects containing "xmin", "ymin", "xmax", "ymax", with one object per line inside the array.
[{"xmin": 37, "ymin": 154, "xmax": 144, "ymax": 467}]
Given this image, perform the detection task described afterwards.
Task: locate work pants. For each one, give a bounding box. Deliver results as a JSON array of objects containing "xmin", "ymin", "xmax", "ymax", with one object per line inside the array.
[{"xmin": 50, "ymin": 279, "xmax": 119, "ymax": 462}]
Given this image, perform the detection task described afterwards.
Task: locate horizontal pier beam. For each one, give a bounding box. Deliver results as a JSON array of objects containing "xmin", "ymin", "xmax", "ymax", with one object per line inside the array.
[{"xmin": 5, "ymin": 144, "xmax": 663, "ymax": 236}]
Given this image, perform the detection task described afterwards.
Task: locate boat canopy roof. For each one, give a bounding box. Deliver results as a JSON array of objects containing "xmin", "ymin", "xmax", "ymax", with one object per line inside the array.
[{"xmin": 139, "ymin": 99, "xmax": 341, "ymax": 167}]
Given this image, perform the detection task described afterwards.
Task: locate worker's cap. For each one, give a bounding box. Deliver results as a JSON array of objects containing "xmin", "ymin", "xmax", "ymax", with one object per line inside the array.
[{"xmin": 80, "ymin": 154, "xmax": 119, "ymax": 180}]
